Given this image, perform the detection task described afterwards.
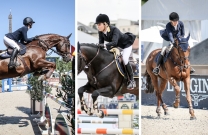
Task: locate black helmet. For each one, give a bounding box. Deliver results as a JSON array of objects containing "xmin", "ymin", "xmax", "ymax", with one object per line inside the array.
[
  {"xmin": 23, "ymin": 17, "xmax": 35, "ymax": 25},
  {"xmin": 169, "ymin": 12, "xmax": 179, "ymax": 21},
  {"xmin": 95, "ymin": 14, "xmax": 110, "ymax": 25}
]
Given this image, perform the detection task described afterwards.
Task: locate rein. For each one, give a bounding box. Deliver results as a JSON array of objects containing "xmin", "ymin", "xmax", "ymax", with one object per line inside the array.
[
  {"xmin": 37, "ymin": 38, "xmax": 71, "ymax": 57},
  {"xmin": 169, "ymin": 43, "xmax": 190, "ymax": 79},
  {"xmin": 78, "ymin": 46, "xmax": 115, "ymax": 85}
]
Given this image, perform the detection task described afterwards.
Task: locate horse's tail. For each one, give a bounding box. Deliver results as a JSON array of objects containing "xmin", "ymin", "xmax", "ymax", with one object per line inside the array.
[{"xmin": 144, "ymin": 70, "xmax": 155, "ymax": 93}]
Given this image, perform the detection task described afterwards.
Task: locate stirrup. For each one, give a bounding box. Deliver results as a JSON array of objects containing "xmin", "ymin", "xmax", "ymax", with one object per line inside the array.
[
  {"xmin": 153, "ymin": 67, "xmax": 160, "ymax": 75},
  {"xmin": 127, "ymin": 80, "xmax": 136, "ymax": 90}
]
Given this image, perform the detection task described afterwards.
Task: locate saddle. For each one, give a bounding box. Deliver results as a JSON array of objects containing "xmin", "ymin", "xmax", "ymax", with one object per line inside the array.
[
  {"xmin": 155, "ymin": 50, "xmax": 171, "ymax": 65},
  {"xmin": 0, "ymin": 43, "xmax": 26, "ymax": 59},
  {"xmin": 109, "ymin": 48, "xmax": 139, "ymax": 78}
]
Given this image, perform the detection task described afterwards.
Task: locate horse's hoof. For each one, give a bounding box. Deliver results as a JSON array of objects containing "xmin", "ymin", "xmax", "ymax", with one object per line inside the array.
[
  {"xmin": 87, "ymin": 108, "xmax": 93, "ymax": 116},
  {"xmin": 38, "ymin": 75, "xmax": 46, "ymax": 81},
  {"xmin": 190, "ymin": 116, "xmax": 196, "ymax": 120},
  {"xmin": 98, "ymin": 110, "xmax": 105, "ymax": 118},
  {"xmin": 164, "ymin": 112, "xmax": 169, "ymax": 115},
  {"xmin": 173, "ymin": 103, "xmax": 179, "ymax": 108}
]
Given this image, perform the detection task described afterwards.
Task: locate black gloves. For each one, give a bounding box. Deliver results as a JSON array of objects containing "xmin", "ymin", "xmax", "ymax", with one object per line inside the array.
[{"xmin": 98, "ymin": 44, "xmax": 105, "ymax": 48}]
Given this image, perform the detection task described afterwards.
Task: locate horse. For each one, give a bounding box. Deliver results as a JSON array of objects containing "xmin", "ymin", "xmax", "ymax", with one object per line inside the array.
[
  {"xmin": 0, "ymin": 33, "xmax": 72, "ymax": 80},
  {"xmin": 145, "ymin": 33, "xmax": 196, "ymax": 120},
  {"xmin": 78, "ymin": 43, "xmax": 139, "ymax": 118}
]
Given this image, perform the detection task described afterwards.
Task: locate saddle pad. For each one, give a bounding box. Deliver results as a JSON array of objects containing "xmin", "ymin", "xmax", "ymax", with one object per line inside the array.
[
  {"xmin": 155, "ymin": 51, "xmax": 171, "ymax": 64},
  {"xmin": 109, "ymin": 48, "xmax": 138, "ymax": 79},
  {"xmin": 17, "ymin": 42, "xmax": 27, "ymax": 55}
]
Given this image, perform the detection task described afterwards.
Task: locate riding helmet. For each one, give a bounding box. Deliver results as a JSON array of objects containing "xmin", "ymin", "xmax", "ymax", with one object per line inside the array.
[
  {"xmin": 95, "ymin": 14, "xmax": 110, "ymax": 25},
  {"xmin": 169, "ymin": 12, "xmax": 179, "ymax": 21},
  {"xmin": 23, "ymin": 17, "xmax": 35, "ymax": 25}
]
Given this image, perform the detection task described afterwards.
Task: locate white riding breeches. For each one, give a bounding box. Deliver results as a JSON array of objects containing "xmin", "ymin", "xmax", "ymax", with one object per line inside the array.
[
  {"xmin": 123, "ymin": 45, "xmax": 132, "ymax": 65},
  {"xmin": 161, "ymin": 44, "xmax": 173, "ymax": 56},
  {"xmin": 3, "ymin": 36, "xmax": 20, "ymax": 50}
]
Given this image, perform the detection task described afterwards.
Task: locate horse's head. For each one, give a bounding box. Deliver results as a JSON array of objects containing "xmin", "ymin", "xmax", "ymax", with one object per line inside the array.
[
  {"xmin": 36, "ymin": 33, "xmax": 73, "ymax": 62},
  {"xmin": 175, "ymin": 33, "xmax": 191, "ymax": 58},
  {"xmin": 56, "ymin": 33, "xmax": 73, "ymax": 62},
  {"xmin": 77, "ymin": 42, "xmax": 87, "ymax": 74}
]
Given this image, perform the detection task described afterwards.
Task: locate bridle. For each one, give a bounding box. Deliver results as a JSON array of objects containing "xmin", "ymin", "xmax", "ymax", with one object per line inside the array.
[
  {"xmin": 169, "ymin": 40, "xmax": 190, "ymax": 75},
  {"xmin": 78, "ymin": 46, "xmax": 115, "ymax": 84},
  {"xmin": 78, "ymin": 46, "xmax": 100, "ymax": 74},
  {"xmin": 37, "ymin": 37, "xmax": 72, "ymax": 58}
]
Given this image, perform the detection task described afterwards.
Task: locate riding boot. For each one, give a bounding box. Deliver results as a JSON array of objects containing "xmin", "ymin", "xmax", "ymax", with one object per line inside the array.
[
  {"xmin": 126, "ymin": 62, "xmax": 136, "ymax": 90},
  {"xmin": 8, "ymin": 48, "xmax": 19, "ymax": 69},
  {"xmin": 153, "ymin": 54, "xmax": 163, "ymax": 75},
  {"xmin": 190, "ymin": 67, "xmax": 195, "ymax": 74}
]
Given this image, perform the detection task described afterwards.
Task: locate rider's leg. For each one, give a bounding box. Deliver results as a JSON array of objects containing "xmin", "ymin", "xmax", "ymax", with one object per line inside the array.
[
  {"xmin": 190, "ymin": 67, "xmax": 195, "ymax": 74},
  {"xmin": 3, "ymin": 36, "xmax": 20, "ymax": 68},
  {"xmin": 153, "ymin": 45, "xmax": 168, "ymax": 75},
  {"xmin": 123, "ymin": 45, "xmax": 136, "ymax": 89}
]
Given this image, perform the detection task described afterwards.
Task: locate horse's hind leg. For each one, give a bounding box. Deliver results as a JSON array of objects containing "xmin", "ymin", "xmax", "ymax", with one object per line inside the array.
[
  {"xmin": 78, "ymin": 83, "xmax": 94, "ymax": 115},
  {"xmin": 148, "ymin": 72, "xmax": 162, "ymax": 117},
  {"xmin": 158, "ymin": 78, "xmax": 169, "ymax": 115},
  {"xmin": 169, "ymin": 77, "xmax": 180, "ymax": 108}
]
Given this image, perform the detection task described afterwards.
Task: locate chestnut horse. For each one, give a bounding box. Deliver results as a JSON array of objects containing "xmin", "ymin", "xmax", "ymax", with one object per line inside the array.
[
  {"xmin": 78, "ymin": 43, "xmax": 139, "ymax": 118},
  {"xmin": 0, "ymin": 33, "xmax": 72, "ymax": 80},
  {"xmin": 145, "ymin": 34, "xmax": 196, "ymax": 120}
]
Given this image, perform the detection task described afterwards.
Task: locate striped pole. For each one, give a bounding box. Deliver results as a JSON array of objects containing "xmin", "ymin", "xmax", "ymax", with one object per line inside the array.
[
  {"xmin": 77, "ymin": 109, "xmax": 139, "ymax": 115},
  {"xmin": 44, "ymin": 93, "xmax": 70, "ymax": 110},
  {"xmin": 77, "ymin": 128, "xmax": 139, "ymax": 134},
  {"xmin": 77, "ymin": 120, "xmax": 118, "ymax": 124},
  {"xmin": 43, "ymin": 81, "xmax": 62, "ymax": 89}
]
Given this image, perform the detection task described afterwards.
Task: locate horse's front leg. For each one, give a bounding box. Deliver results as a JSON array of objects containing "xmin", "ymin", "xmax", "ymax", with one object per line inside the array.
[
  {"xmin": 91, "ymin": 86, "xmax": 113, "ymax": 118},
  {"xmin": 169, "ymin": 77, "xmax": 180, "ymax": 108},
  {"xmin": 184, "ymin": 77, "xmax": 196, "ymax": 120},
  {"xmin": 35, "ymin": 59, "xmax": 56, "ymax": 80},
  {"xmin": 78, "ymin": 83, "xmax": 94, "ymax": 114}
]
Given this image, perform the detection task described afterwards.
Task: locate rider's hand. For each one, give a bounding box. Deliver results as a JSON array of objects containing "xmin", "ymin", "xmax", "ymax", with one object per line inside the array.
[
  {"xmin": 98, "ymin": 44, "xmax": 105, "ymax": 48},
  {"xmin": 33, "ymin": 35, "xmax": 38, "ymax": 40}
]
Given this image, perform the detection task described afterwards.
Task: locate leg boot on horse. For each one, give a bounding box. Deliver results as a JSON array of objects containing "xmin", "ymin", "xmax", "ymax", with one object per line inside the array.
[
  {"xmin": 126, "ymin": 62, "xmax": 136, "ymax": 89},
  {"xmin": 153, "ymin": 54, "xmax": 163, "ymax": 75},
  {"xmin": 8, "ymin": 48, "xmax": 19, "ymax": 69}
]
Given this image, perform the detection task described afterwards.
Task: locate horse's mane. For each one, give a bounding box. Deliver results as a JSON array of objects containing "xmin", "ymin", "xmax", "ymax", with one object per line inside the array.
[
  {"xmin": 80, "ymin": 43, "xmax": 98, "ymax": 48},
  {"xmin": 37, "ymin": 33, "xmax": 60, "ymax": 38}
]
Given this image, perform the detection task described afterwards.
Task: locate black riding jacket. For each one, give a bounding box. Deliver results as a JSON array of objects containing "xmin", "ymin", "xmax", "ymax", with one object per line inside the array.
[
  {"xmin": 5, "ymin": 26, "xmax": 34, "ymax": 43},
  {"xmin": 99, "ymin": 25, "xmax": 136, "ymax": 50}
]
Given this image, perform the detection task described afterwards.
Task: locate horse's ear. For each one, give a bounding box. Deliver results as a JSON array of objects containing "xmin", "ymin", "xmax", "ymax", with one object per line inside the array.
[
  {"xmin": 67, "ymin": 33, "xmax": 72, "ymax": 39},
  {"xmin": 186, "ymin": 33, "xmax": 190, "ymax": 41},
  {"xmin": 78, "ymin": 42, "xmax": 80, "ymax": 52}
]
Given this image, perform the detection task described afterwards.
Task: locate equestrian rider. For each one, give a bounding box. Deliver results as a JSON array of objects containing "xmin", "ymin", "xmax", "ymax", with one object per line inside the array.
[
  {"xmin": 153, "ymin": 12, "xmax": 195, "ymax": 75},
  {"xmin": 95, "ymin": 14, "xmax": 136, "ymax": 90},
  {"xmin": 4, "ymin": 17, "xmax": 35, "ymax": 69}
]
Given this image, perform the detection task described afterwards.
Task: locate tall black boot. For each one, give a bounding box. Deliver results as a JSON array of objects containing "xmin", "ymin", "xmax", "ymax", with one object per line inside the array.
[
  {"xmin": 153, "ymin": 54, "xmax": 163, "ymax": 75},
  {"xmin": 8, "ymin": 48, "xmax": 19, "ymax": 69},
  {"xmin": 126, "ymin": 62, "xmax": 136, "ymax": 90},
  {"xmin": 190, "ymin": 67, "xmax": 195, "ymax": 74}
]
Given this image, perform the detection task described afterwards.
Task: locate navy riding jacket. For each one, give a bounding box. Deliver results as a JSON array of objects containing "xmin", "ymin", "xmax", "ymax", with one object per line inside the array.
[
  {"xmin": 160, "ymin": 21, "xmax": 185, "ymax": 43},
  {"xmin": 5, "ymin": 26, "xmax": 34, "ymax": 43},
  {"xmin": 99, "ymin": 25, "xmax": 136, "ymax": 50}
]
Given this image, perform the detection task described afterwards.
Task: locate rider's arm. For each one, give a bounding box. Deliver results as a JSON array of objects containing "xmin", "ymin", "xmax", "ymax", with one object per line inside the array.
[
  {"xmin": 98, "ymin": 31, "xmax": 104, "ymax": 44},
  {"xmin": 105, "ymin": 28, "xmax": 119, "ymax": 48},
  {"xmin": 22, "ymin": 26, "xmax": 34, "ymax": 43},
  {"xmin": 166, "ymin": 24, "xmax": 175, "ymax": 44},
  {"xmin": 180, "ymin": 21, "xmax": 185, "ymax": 37}
]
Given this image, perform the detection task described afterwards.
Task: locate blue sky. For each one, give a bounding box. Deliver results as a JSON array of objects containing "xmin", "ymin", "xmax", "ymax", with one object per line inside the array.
[{"xmin": 0, "ymin": 0, "xmax": 75, "ymax": 56}]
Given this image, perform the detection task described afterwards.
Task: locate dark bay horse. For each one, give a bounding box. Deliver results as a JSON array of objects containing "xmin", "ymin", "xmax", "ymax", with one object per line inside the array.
[
  {"xmin": 145, "ymin": 34, "xmax": 196, "ymax": 120},
  {"xmin": 78, "ymin": 43, "xmax": 139, "ymax": 118},
  {"xmin": 0, "ymin": 33, "xmax": 72, "ymax": 80}
]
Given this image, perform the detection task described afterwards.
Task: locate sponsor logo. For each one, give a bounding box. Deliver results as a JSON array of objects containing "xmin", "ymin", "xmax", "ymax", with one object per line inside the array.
[{"xmin": 142, "ymin": 75, "xmax": 208, "ymax": 106}]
